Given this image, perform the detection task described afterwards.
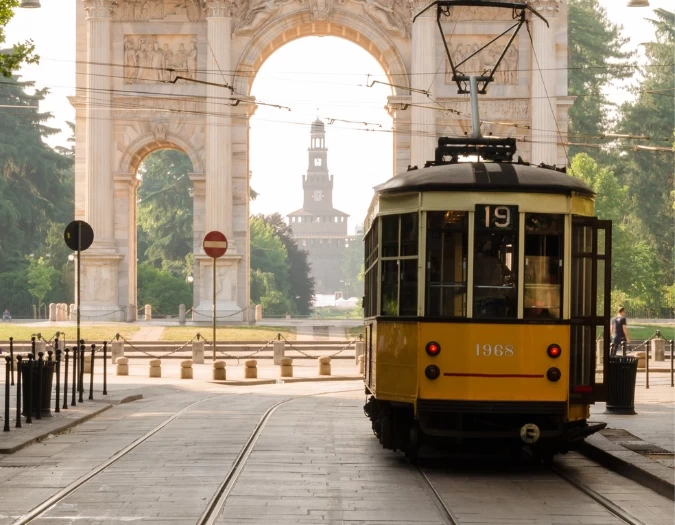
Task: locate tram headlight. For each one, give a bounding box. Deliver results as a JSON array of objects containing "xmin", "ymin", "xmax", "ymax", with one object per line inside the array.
[
  {"xmin": 547, "ymin": 344, "xmax": 562, "ymax": 358},
  {"xmin": 425, "ymin": 341, "xmax": 441, "ymax": 357},
  {"xmin": 425, "ymin": 365, "xmax": 440, "ymax": 380},
  {"xmin": 546, "ymin": 367, "xmax": 562, "ymax": 382}
]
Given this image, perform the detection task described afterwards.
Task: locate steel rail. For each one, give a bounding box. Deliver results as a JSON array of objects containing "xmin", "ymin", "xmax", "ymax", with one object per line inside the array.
[
  {"xmin": 551, "ymin": 464, "xmax": 646, "ymax": 525},
  {"xmin": 417, "ymin": 467, "xmax": 461, "ymax": 525}
]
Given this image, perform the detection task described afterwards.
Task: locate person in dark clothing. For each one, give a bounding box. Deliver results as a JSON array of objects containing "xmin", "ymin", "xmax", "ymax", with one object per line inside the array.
[{"xmin": 610, "ymin": 306, "xmax": 630, "ymax": 355}]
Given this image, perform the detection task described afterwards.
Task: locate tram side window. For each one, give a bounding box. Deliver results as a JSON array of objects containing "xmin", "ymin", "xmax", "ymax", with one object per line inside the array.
[
  {"xmin": 524, "ymin": 214, "xmax": 564, "ymax": 319},
  {"xmin": 426, "ymin": 211, "xmax": 468, "ymax": 317},
  {"xmin": 473, "ymin": 205, "xmax": 518, "ymax": 319},
  {"xmin": 363, "ymin": 219, "xmax": 379, "ymax": 318},
  {"xmin": 380, "ymin": 213, "xmax": 418, "ymax": 316}
]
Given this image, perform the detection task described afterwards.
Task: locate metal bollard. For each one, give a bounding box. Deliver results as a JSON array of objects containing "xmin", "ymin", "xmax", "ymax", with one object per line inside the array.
[
  {"xmin": 15, "ymin": 355, "xmax": 22, "ymax": 428},
  {"xmin": 89, "ymin": 344, "xmax": 95, "ymax": 401},
  {"xmin": 55, "ymin": 349, "xmax": 61, "ymax": 413},
  {"xmin": 63, "ymin": 348, "xmax": 69, "ymax": 410},
  {"xmin": 4, "ymin": 355, "xmax": 10, "ymax": 432},
  {"xmin": 26, "ymin": 354, "xmax": 33, "ymax": 424},
  {"xmin": 36, "ymin": 352, "xmax": 43, "ymax": 420},
  {"xmin": 103, "ymin": 341, "xmax": 108, "ymax": 396},
  {"xmin": 79, "ymin": 342, "xmax": 85, "ymax": 403},
  {"xmin": 9, "ymin": 337, "xmax": 14, "ymax": 386},
  {"xmin": 71, "ymin": 346, "xmax": 77, "ymax": 407},
  {"xmin": 621, "ymin": 340, "xmax": 627, "ymax": 357}
]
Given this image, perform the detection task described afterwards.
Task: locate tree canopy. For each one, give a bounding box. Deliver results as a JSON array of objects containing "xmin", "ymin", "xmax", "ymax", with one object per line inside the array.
[{"xmin": 0, "ymin": 1, "xmax": 38, "ymax": 77}]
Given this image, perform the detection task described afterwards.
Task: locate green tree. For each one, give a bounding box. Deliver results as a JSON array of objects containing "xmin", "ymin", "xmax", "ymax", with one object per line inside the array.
[
  {"xmin": 256, "ymin": 213, "xmax": 315, "ymax": 315},
  {"xmin": 137, "ymin": 150, "xmax": 193, "ymax": 269},
  {"xmin": 568, "ymin": 0, "xmax": 633, "ymax": 153},
  {"xmin": 341, "ymin": 238, "xmax": 364, "ymax": 298},
  {"xmin": 615, "ymin": 8, "xmax": 675, "ymax": 282},
  {"xmin": 137, "ymin": 263, "xmax": 192, "ymax": 315},
  {"xmin": 26, "ymin": 256, "xmax": 59, "ymax": 312},
  {"xmin": 0, "ymin": 77, "xmax": 72, "ymax": 269},
  {"xmin": 0, "ymin": 1, "xmax": 39, "ymax": 77}
]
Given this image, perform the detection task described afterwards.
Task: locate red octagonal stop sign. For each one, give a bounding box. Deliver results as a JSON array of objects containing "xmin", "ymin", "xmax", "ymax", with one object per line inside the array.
[{"xmin": 203, "ymin": 231, "xmax": 228, "ymax": 258}]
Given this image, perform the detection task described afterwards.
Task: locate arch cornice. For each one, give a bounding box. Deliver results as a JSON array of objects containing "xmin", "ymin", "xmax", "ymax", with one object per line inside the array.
[
  {"xmin": 118, "ymin": 131, "xmax": 205, "ymax": 174},
  {"xmin": 233, "ymin": 8, "xmax": 409, "ymax": 96}
]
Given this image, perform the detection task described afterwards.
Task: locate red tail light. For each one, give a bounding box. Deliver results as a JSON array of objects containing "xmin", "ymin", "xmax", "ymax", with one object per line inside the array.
[
  {"xmin": 547, "ymin": 344, "xmax": 562, "ymax": 358},
  {"xmin": 426, "ymin": 341, "xmax": 441, "ymax": 356}
]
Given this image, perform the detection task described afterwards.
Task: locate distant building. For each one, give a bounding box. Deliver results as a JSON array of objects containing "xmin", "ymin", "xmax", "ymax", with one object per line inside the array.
[{"xmin": 287, "ymin": 119, "xmax": 348, "ymax": 294}]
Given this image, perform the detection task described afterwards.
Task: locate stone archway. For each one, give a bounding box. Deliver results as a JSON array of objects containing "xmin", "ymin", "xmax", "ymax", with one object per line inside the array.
[{"xmin": 74, "ymin": 0, "xmax": 568, "ymax": 321}]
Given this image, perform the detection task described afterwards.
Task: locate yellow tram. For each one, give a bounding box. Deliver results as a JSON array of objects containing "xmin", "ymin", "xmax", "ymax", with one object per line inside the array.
[{"xmin": 362, "ymin": 138, "xmax": 613, "ymax": 461}]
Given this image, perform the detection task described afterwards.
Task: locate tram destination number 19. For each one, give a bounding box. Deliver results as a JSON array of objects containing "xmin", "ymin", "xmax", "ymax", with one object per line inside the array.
[{"xmin": 476, "ymin": 204, "xmax": 518, "ymax": 230}]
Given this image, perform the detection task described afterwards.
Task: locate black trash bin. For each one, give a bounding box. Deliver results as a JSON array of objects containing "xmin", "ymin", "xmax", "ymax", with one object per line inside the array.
[
  {"xmin": 21, "ymin": 360, "xmax": 56, "ymax": 417},
  {"xmin": 605, "ymin": 355, "xmax": 638, "ymax": 415}
]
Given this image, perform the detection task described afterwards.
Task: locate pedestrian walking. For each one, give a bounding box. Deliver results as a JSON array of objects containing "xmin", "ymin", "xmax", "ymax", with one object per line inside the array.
[
  {"xmin": 610, "ymin": 306, "xmax": 630, "ymax": 355},
  {"xmin": 2, "ymin": 309, "xmax": 10, "ymax": 322}
]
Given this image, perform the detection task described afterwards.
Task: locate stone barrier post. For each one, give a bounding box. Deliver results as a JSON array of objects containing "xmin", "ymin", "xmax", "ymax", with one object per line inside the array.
[
  {"xmin": 255, "ymin": 304, "xmax": 262, "ymax": 321},
  {"xmin": 111, "ymin": 340, "xmax": 124, "ymax": 364},
  {"xmin": 273, "ymin": 341, "xmax": 285, "ymax": 365},
  {"xmin": 69, "ymin": 304, "xmax": 76, "ymax": 320},
  {"xmin": 49, "ymin": 303, "xmax": 57, "ymax": 321},
  {"xmin": 178, "ymin": 304, "xmax": 186, "ymax": 324},
  {"xmin": 244, "ymin": 360, "xmax": 257, "ymax": 379},
  {"xmin": 318, "ymin": 356, "xmax": 331, "ymax": 376},
  {"xmin": 180, "ymin": 360, "xmax": 193, "ymax": 379},
  {"xmin": 358, "ymin": 354, "xmax": 365, "ymax": 375},
  {"xmin": 213, "ymin": 360, "xmax": 226, "ymax": 380},
  {"xmin": 280, "ymin": 357, "xmax": 293, "ymax": 378},
  {"xmin": 652, "ymin": 338, "xmax": 665, "ymax": 361},
  {"xmin": 596, "ymin": 338, "xmax": 604, "ymax": 367},
  {"xmin": 144, "ymin": 305, "xmax": 152, "ymax": 321},
  {"xmin": 354, "ymin": 341, "xmax": 364, "ymax": 366},
  {"xmin": 116, "ymin": 357, "xmax": 129, "ymax": 376},
  {"xmin": 149, "ymin": 359, "xmax": 161, "ymax": 378},
  {"xmin": 192, "ymin": 340, "xmax": 205, "ymax": 364}
]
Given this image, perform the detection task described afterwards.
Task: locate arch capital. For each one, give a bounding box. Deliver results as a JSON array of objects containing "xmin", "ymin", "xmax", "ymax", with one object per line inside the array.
[
  {"xmin": 203, "ymin": 0, "xmax": 237, "ymax": 17},
  {"xmin": 527, "ymin": 0, "xmax": 562, "ymax": 15},
  {"xmin": 83, "ymin": 0, "xmax": 114, "ymax": 18}
]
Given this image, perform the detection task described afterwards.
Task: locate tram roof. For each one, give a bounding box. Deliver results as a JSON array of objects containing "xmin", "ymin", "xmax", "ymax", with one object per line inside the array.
[{"xmin": 374, "ymin": 162, "xmax": 594, "ymax": 197}]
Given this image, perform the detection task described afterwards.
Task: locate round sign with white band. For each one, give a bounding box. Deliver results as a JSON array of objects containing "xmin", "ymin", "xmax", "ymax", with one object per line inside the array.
[{"xmin": 203, "ymin": 231, "xmax": 228, "ymax": 258}]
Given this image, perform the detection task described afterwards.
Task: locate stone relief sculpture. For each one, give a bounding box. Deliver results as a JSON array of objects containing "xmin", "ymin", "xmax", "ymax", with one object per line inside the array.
[
  {"xmin": 113, "ymin": 0, "xmax": 203, "ymax": 21},
  {"xmin": 346, "ymin": 0, "xmax": 410, "ymax": 38},
  {"xmin": 309, "ymin": 0, "xmax": 332, "ymax": 20},
  {"xmin": 441, "ymin": 99, "xmax": 529, "ymax": 120},
  {"xmin": 445, "ymin": 36, "xmax": 519, "ymax": 85},
  {"xmin": 124, "ymin": 35, "xmax": 198, "ymax": 84},
  {"xmin": 232, "ymin": 0, "xmax": 298, "ymax": 35}
]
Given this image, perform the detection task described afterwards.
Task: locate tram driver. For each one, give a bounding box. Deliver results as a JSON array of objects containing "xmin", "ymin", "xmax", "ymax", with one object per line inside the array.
[{"xmin": 474, "ymin": 239, "xmax": 514, "ymax": 318}]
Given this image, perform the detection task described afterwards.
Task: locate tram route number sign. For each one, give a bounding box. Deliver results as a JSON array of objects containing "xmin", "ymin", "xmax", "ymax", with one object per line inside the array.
[
  {"xmin": 203, "ymin": 231, "xmax": 228, "ymax": 258},
  {"xmin": 475, "ymin": 204, "xmax": 518, "ymax": 231},
  {"xmin": 63, "ymin": 220, "xmax": 94, "ymax": 251}
]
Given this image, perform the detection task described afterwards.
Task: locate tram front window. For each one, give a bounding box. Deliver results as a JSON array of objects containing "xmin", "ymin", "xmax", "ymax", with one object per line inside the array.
[
  {"xmin": 426, "ymin": 211, "xmax": 468, "ymax": 317},
  {"xmin": 473, "ymin": 204, "xmax": 518, "ymax": 319}
]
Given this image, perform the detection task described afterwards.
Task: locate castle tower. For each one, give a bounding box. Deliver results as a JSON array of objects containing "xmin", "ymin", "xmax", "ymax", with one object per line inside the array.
[{"xmin": 287, "ymin": 120, "xmax": 348, "ymax": 294}]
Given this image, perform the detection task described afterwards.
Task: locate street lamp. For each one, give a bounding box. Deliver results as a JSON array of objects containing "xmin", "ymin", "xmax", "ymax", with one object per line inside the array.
[
  {"xmin": 19, "ymin": 0, "xmax": 41, "ymax": 8},
  {"xmin": 187, "ymin": 275, "xmax": 194, "ymax": 283},
  {"xmin": 627, "ymin": 0, "xmax": 649, "ymax": 6}
]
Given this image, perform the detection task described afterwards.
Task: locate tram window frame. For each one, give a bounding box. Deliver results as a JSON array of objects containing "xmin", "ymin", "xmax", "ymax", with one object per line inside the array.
[
  {"xmin": 472, "ymin": 204, "xmax": 519, "ymax": 320},
  {"xmin": 523, "ymin": 214, "xmax": 564, "ymax": 320},
  {"xmin": 363, "ymin": 219, "xmax": 379, "ymax": 318},
  {"xmin": 380, "ymin": 213, "xmax": 418, "ymax": 317},
  {"xmin": 425, "ymin": 211, "xmax": 468, "ymax": 318}
]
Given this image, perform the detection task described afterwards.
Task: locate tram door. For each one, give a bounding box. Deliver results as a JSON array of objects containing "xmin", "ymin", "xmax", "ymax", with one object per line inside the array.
[{"xmin": 570, "ymin": 217, "xmax": 612, "ymax": 403}]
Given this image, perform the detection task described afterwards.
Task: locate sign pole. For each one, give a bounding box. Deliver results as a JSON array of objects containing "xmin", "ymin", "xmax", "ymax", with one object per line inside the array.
[
  {"xmin": 213, "ymin": 258, "xmax": 216, "ymax": 362},
  {"xmin": 76, "ymin": 221, "xmax": 81, "ymax": 372}
]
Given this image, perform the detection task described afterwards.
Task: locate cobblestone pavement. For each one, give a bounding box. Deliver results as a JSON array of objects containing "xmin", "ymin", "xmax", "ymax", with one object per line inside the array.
[{"xmin": 1, "ymin": 379, "xmax": 673, "ymax": 525}]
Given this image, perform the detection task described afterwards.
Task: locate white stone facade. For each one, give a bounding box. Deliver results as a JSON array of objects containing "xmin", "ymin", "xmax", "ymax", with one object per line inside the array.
[{"xmin": 74, "ymin": 0, "xmax": 568, "ymax": 321}]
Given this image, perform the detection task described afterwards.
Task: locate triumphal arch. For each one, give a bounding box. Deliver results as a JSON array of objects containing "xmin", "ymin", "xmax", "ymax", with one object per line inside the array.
[{"xmin": 73, "ymin": 0, "xmax": 569, "ymax": 321}]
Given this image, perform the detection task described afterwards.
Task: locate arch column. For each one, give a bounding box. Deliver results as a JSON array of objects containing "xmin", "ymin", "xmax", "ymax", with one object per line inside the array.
[
  {"xmin": 529, "ymin": 0, "xmax": 560, "ymax": 165},
  {"xmin": 194, "ymin": 0, "xmax": 245, "ymax": 321},
  {"xmin": 410, "ymin": 1, "xmax": 437, "ymax": 168}
]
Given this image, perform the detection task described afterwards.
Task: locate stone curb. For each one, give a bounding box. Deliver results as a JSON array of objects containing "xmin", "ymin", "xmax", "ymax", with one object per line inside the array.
[
  {"xmin": 93, "ymin": 393, "xmax": 144, "ymax": 405},
  {"xmin": 209, "ymin": 375, "xmax": 363, "ymax": 386},
  {"xmin": 579, "ymin": 433, "xmax": 675, "ymax": 501},
  {"xmin": 0, "ymin": 404, "xmax": 112, "ymax": 455}
]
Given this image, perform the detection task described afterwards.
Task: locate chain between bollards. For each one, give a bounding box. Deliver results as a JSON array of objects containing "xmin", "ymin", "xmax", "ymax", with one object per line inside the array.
[
  {"xmin": 4, "ymin": 355, "xmax": 10, "ymax": 432},
  {"xmin": 15, "ymin": 355, "xmax": 22, "ymax": 428},
  {"xmin": 103, "ymin": 341, "xmax": 108, "ymax": 396},
  {"xmin": 89, "ymin": 344, "xmax": 95, "ymax": 401}
]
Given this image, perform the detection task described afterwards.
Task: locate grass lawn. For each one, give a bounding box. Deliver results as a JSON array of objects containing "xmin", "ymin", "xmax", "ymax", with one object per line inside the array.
[
  {"xmin": 629, "ymin": 323, "xmax": 675, "ymax": 341},
  {"xmin": 161, "ymin": 326, "xmax": 296, "ymax": 341},
  {"xmin": 0, "ymin": 324, "xmax": 141, "ymax": 344},
  {"xmin": 347, "ymin": 325, "xmax": 365, "ymax": 338}
]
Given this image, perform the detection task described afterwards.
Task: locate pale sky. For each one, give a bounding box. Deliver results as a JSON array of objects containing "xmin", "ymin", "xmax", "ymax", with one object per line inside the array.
[{"xmin": 4, "ymin": 0, "xmax": 671, "ymax": 234}]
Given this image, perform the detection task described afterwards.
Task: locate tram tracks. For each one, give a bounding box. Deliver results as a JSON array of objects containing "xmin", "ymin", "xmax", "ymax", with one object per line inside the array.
[
  {"xmin": 417, "ymin": 455, "xmax": 647, "ymax": 525},
  {"xmin": 11, "ymin": 386, "xmax": 361, "ymax": 525}
]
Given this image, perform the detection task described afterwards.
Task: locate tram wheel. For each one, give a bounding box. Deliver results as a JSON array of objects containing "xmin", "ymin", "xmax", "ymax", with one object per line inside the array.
[{"xmin": 405, "ymin": 424, "xmax": 419, "ymax": 464}]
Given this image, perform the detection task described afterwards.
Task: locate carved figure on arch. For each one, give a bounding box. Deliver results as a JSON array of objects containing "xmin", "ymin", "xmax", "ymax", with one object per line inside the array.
[
  {"xmin": 123, "ymin": 35, "xmax": 198, "ymax": 84},
  {"xmin": 347, "ymin": 0, "xmax": 410, "ymax": 39},
  {"xmin": 233, "ymin": 0, "xmax": 298, "ymax": 35}
]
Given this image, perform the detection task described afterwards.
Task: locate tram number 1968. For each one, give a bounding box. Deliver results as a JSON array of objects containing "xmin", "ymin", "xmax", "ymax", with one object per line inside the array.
[{"xmin": 476, "ymin": 344, "xmax": 514, "ymax": 357}]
